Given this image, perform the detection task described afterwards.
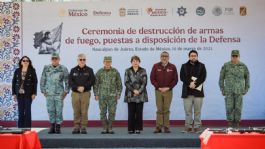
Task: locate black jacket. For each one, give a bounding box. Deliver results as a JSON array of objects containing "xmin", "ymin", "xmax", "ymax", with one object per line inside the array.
[
  {"xmin": 69, "ymin": 65, "xmax": 95, "ymax": 92},
  {"xmin": 12, "ymin": 67, "xmax": 38, "ymax": 99},
  {"xmin": 180, "ymin": 61, "xmax": 206, "ymax": 98}
]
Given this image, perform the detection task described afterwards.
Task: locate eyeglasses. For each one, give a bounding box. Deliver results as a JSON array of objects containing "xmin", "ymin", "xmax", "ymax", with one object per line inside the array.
[
  {"xmin": 52, "ymin": 57, "xmax": 58, "ymax": 60},
  {"xmin": 190, "ymin": 55, "xmax": 197, "ymax": 57},
  {"xmin": 232, "ymin": 55, "xmax": 238, "ymax": 57},
  {"xmin": 22, "ymin": 60, "xmax": 29, "ymax": 62},
  {"xmin": 161, "ymin": 55, "xmax": 169, "ymax": 58},
  {"xmin": 79, "ymin": 59, "xmax": 86, "ymax": 61}
]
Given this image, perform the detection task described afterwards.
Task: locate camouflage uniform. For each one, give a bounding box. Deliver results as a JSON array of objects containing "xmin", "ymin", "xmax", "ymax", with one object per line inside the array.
[
  {"xmin": 219, "ymin": 51, "xmax": 250, "ymax": 127},
  {"xmin": 40, "ymin": 64, "xmax": 69, "ymax": 124},
  {"xmin": 94, "ymin": 65, "xmax": 122, "ymax": 132}
]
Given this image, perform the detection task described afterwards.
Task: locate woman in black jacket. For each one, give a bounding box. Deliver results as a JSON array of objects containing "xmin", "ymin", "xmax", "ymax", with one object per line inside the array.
[
  {"xmin": 12, "ymin": 56, "xmax": 38, "ymax": 128},
  {"xmin": 124, "ymin": 55, "xmax": 148, "ymax": 134}
]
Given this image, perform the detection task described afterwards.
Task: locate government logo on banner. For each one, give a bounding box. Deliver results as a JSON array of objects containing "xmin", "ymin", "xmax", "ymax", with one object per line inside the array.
[{"xmin": 240, "ymin": 6, "xmax": 247, "ymax": 16}]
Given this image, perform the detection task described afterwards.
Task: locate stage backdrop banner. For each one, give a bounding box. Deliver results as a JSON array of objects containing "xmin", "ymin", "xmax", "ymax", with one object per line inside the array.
[{"xmin": 1, "ymin": 0, "xmax": 265, "ymax": 121}]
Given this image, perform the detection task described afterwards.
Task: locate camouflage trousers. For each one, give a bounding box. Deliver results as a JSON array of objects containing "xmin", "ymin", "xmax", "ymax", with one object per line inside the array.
[
  {"xmin": 46, "ymin": 95, "xmax": 64, "ymax": 124},
  {"xmin": 225, "ymin": 93, "xmax": 243, "ymax": 122},
  {"xmin": 99, "ymin": 96, "xmax": 117, "ymax": 122}
]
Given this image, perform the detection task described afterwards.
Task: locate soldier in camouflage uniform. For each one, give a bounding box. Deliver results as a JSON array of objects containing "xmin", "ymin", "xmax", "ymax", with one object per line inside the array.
[
  {"xmin": 40, "ymin": 53, "xmax": 70, "ymax": 134},
  {"xmin": 219, "ymin": 50, "xmax": 250, "ymax": 128},
  {"xmin": 94, "ymin": 56, "xmax": 122, "ymax": 134}
]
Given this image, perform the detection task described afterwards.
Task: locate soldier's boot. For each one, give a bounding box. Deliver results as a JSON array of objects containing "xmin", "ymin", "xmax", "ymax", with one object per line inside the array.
[
  {"xmin": 55, "ymin": 124, "xmax": 61, "ymax": 134},
  {"xmin": 101, "ymin": 120, "xmax": 108, "ymax": 134},
  {"xmin": 227, "ymin": 121, "xmax": 233, "ymax": 128},
  {"xmin": 48, "ymin": 123, "xmax": 55, "ymax": 134},
  {"xmin": 108, "ymin": 121, "xmax": 114, "ymax": 134},
  {"xmin": 234, "ymin": 121, "xmax": 240, "ymax": 129}
]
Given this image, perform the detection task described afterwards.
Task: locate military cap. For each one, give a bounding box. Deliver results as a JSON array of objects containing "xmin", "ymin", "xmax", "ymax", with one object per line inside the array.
[
  {"xmin": 104, "ymin": 56, "xmax": 112, "ymax": 61},
  {"xmin": 231, "ymin": 50, "xmax": 240, "ymax": 56},
  {"xmin": 51, "ymin": 53, "xmax": 60, "ymax": 58}
]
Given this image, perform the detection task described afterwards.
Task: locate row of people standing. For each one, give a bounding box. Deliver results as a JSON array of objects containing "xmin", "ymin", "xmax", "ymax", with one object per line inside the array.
[
  {"xmin": 69, "ymin": 54, "xmax": 144, "ymax": 134},
  {"xmin": 12, "ymin": 49, "xmax": 249, "ymax": 134}
]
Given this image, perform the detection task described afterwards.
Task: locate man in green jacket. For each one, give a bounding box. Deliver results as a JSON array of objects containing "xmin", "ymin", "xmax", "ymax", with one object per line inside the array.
[
  {"xmin": 219, "ymin": 50, "xmax": 250, "ymax": 128},
  {"xmin": 94, "ymin": 56, "xmax": 122, "ymax": 134},
  {"xmin": 40, "ymin": 53, "xmax": 69, "ymax": 134}
]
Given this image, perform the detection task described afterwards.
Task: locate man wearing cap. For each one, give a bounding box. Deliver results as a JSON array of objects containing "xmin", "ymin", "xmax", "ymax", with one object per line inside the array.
[
  {"xmin": 69, "ymin": 53, "xmax": 95, "ymax": 134},
  {"xmin": 150, "ymin": 51, "xmax": 178, "ymax": 133},
  {"xmin": 94, "ymin": 56, "xmax": 122, "ymax": 134},
  {"xmin": 219, "ymin": 50, "xmax": 250, "ymax": 128},
  {"xmin": 40, "ymin": 53, "xmax": 69, "ymax": 134}
]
